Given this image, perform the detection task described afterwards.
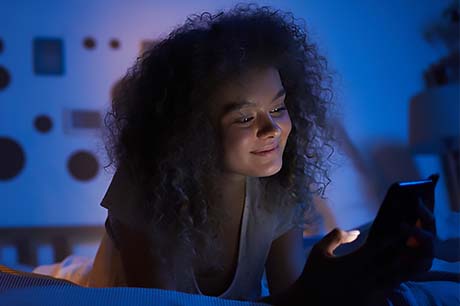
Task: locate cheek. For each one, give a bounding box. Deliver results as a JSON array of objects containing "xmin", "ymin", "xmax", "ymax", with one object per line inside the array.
[{"xmin": 222, "ymin": 128, "xmax": 253, "ymax": 155}]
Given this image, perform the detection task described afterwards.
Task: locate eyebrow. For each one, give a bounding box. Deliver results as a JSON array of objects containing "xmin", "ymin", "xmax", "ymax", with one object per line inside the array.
[{"xmin": 221, "ymin": 88, "xmax": 286, "ymax": 116}]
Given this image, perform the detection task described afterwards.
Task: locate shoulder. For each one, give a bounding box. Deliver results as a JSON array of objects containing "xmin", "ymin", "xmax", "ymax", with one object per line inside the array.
[
  {"xmin": 272, "ymin": 202, "xmax": 302, "ymax": 240},
  {"xmin": 251, "ymin": 177, "xmax": 303, "ymax": 240}
]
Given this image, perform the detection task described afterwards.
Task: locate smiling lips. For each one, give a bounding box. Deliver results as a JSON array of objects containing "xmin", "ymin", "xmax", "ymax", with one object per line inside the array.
[{"xmin": 251, "ymin": 144, "xmax": 280, "ymax": 155}]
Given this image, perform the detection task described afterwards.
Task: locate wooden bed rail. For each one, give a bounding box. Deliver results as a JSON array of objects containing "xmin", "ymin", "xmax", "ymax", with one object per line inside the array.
[{"xmin": 0, "ymin": 225, "xmax": 105, "ymax": 267}]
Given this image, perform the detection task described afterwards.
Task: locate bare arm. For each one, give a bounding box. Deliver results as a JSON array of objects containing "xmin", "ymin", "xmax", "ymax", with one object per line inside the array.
[
  {"xmin": 260, "ymin": 228, "xmax": 360, "ymax": 305},
  {"xmin": 265, "ymin": 228, "xmax": 305, "ymax": 295},
  {"xmin": 110, "ymin": 218, "xmax": 176, "ymax": 290}
]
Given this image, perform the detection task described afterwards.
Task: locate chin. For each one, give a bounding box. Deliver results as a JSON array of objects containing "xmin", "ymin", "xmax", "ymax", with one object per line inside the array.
[{"xmin": 253, "ymin": 162, "xmax": 283, "ymax": 177}]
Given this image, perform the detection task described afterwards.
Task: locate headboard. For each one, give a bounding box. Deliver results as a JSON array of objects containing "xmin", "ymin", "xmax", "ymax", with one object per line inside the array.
[{"xmin": 0, "ymin": 225, "xmax": 104, "ymax": 268}]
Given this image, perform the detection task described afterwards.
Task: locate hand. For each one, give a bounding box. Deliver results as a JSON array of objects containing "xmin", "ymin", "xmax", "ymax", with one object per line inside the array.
[
  {"xmin": 364, "ymin": 197, "xmax": 436, "ymax": 286},
  {"xmin": 293, "ymin": 228, "xmax": 371, "ymax": 305},
  {"xmin": 261, "ymin": 229, "xmax": 367, "ymax": 306},
  {"xmin": 397, "ymin": 198, "xmax": 436, "ymax": 272},
  {"xmin": 286, "ymin": 198, "xmax": 436, "ymax": 305}
]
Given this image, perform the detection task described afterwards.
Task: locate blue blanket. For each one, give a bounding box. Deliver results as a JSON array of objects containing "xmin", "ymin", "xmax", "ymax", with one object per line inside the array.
[{"xmin": 1, "ymin": 269, "xmax": 459, "ymax": 305}]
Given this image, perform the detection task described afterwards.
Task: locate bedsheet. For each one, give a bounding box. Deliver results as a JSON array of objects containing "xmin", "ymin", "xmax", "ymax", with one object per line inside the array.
[
  {"xmin": 0, "ymin": 270, "xmax": 268, "ymax": 306},
  {"xmin": 1, "ymin": 268, "xmax": 459, "ymax": 306}
]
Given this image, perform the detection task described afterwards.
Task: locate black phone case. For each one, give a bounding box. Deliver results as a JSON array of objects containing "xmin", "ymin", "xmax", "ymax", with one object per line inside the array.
[{"xmin": 366, "ymin": 174, "xmax": 439, "ymax": 245}]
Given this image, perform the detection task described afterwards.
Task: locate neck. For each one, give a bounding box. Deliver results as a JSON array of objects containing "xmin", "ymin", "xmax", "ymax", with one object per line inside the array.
[{"xmin": 211, "ymin": 172, "xmax": 247, "ymax": 213}]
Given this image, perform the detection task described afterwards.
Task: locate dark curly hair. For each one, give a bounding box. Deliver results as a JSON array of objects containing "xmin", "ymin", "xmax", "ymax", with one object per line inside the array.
[{"xmin": 104, "ymin": 3, "xmax": 336, "ymax": 264}]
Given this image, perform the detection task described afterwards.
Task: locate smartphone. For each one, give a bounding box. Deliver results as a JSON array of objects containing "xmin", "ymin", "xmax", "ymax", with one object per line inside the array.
[{"xmin": 366, "ymin": 174, "xmax": 439, "ymax": 245}]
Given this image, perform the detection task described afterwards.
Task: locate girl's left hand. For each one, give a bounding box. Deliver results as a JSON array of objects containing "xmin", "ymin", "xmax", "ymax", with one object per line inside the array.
[{"xmin": 364, "ymin": 197, "xmax": 436, "ymax": 286}]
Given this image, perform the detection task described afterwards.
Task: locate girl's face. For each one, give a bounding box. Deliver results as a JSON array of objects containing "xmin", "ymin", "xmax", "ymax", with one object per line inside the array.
[{"xmin": 211, "ymin": 66, "xmax": 292, "ymax": 179}]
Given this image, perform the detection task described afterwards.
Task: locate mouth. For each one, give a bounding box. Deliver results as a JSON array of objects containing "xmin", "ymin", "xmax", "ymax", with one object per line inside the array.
[{"xmin": 251, "ymin": 144, "xmax": 280, "ymax": 156}]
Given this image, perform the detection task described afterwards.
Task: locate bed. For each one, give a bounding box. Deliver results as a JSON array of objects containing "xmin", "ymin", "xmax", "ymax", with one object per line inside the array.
[{"xmin": 0, "ymin": 223, "xmax": 459, "ymax": 305}]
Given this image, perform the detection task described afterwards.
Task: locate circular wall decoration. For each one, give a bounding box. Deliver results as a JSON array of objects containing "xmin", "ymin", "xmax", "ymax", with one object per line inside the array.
[
  {"xmin": 67, "ymin": 150, "xmax": 99, "ymax": 181},
  {"xmin": 83, "ymin": 37, "xmax": 96, "ymax": 50},
  {"xmin": 0, "ymin": 137, "xmax": 26, "ymax": 181},
  {"xmin": 0, "ymin": 66, "xmax": 11, "ymax": 90},
  {"xmin": 34, "ymin": 115, "xmax": 53, "ymax": 133},
  {"xmin": 109, "ymin": 39, "xmax": 120, "ymax": 50}
]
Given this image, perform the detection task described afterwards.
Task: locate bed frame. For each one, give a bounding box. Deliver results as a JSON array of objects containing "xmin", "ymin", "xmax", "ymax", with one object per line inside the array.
[{"xmin": 0, "ymin": 225, "xmax": 105, "ymax": 267}]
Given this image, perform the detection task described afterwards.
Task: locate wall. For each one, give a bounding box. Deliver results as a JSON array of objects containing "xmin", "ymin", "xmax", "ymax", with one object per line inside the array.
[{"xmin": 0, "ymin": 0, "xmax": 456, "ymax": 263}]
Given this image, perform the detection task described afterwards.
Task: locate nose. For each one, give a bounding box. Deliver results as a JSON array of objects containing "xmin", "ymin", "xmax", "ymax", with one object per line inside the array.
[{"xmin": 256, "ymin": 114, "xmax": 281, "ymax": 139}]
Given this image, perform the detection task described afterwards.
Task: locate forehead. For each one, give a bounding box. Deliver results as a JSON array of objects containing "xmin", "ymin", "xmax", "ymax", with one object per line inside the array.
[{"xmin": 210, "ymin": 66, "xmax": 284, "ymax": 112}]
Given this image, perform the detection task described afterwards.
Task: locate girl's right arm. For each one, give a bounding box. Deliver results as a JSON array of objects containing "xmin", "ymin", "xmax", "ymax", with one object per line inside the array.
[
  {"xmin": 260, "ymin": 202, "xmax": 436, "ymax": 306},
  {"xmin": 109, "ymin": 216, "xmax": 177, "ymax": 290}
]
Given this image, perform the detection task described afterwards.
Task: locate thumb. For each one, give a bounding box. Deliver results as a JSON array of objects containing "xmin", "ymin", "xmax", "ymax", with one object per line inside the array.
[{"xmin": 317, "ymin": 228, "xmax": 360, "ymax": 257}]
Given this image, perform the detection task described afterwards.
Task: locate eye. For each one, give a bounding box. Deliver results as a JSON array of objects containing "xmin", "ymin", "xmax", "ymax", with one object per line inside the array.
[
  {"xmin": 235, "ymin": 116, "xmax": 254, "ymax": 124},
  {"xmin": 270, "ymin": 106, "xmax": 287, "ymax": 114}
]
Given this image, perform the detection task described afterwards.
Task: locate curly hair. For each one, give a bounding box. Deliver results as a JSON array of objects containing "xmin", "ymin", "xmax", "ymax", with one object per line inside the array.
[{"xmin": 104, "ymin": 3, "xmax": 336, "ymax": 264}]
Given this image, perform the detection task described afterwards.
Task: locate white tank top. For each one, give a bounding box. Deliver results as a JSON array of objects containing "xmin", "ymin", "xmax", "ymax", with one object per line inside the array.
[{"xmin": 88, "ymin": 174, "xmax": 297, "ymax": 301}]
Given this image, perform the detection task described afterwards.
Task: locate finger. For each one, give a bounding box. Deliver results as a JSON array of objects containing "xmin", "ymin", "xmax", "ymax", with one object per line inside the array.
[
  {"xmin": 365, "ymin": 227, "xmax": 435, "ymax": 286},
  {"xmin": 343, "ymin": 230, "xmax": 361, "ymax": 243},
  {"xmin": 317, "ymin": 228, "xmax": 360, "ymax": 257},
  {"xmin": 403, "ymin": 222, "xmax": 422, "ymax": 248},
  {"xmin": 407, "ymin": 236, "xmax": 420, "ymax": 248},
  {"xmin": 401, "ymin": 223, "xmax": 435, "ymax": 253},
  {"xmin": 316, "ymin": 228, "xmax": 344, "ymax": 256},
  {"xmin": 365, "ymin": 225, "xmax": 423, "ymax": 264},
  {"xmin": 416, "ymin": 198, "xmax": 436, "ymax": 233}
]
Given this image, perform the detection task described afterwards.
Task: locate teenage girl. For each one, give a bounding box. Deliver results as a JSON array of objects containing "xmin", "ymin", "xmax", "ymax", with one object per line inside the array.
[{"xmin": 88, "ymin": 4, "xmax": 437, "ymax": 305}]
